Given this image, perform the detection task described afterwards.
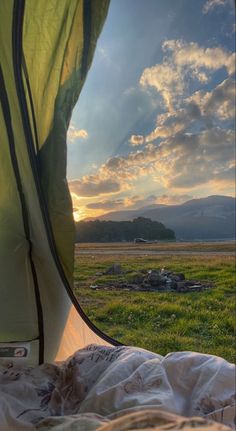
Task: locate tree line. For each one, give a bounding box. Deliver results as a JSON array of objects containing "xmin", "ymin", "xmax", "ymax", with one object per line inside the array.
[{"xmin": 75, "ymin": 217, "xmax": 175, "ymax": 242}]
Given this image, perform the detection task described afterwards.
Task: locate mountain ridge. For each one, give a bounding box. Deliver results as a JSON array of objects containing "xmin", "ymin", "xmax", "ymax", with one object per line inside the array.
[{"xmin": 87, "ymin": 195, "xmax": 235, "ymax": 240}]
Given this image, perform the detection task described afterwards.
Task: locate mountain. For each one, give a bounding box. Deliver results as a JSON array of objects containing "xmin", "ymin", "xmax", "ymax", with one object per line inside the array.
[{"xmin": 92, "ymin": 196, "xmax": 235, "ymax": 240}]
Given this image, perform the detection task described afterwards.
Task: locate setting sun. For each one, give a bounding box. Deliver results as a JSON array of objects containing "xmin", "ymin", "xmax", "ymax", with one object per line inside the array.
[{"xmin": 73, "ymin": 211, "xmax": 81, "ymax": 222}]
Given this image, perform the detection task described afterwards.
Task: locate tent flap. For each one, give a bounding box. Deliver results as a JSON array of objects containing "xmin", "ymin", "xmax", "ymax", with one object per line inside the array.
[{"xmin": 0, "ymin": 0, "xmax": 118, "ymax": 366}]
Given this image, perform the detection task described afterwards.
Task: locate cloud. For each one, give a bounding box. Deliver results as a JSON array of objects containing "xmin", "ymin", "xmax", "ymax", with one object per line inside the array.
[
  {"xmin": 69, "ymin": 38, "xmax": 235, "ymax": 205},
  {"xmin": 155, "ymin": 128, "xmax": 235, "ymax": 189},
  {"xmin": 156, "ymin": 194, "xmax": 193, "ymax": 205},
  {"xmin": 202, "ymin": 0, "xmax": 227, "ymax": 14},
  {"xmin": 86, "ymin": 195, "xmax": 158, "ymax": 212},
  {"xmin": 145, "ymin": 102, "xmax": 201, "ymax": 142},
  {"xmin": 144, "ymin": 76, "xmax": 234, "ymax": 145},
  {"xmin": 85, "ymin": 193, "xmax": 194, "ymax": 211},
  {"xmin": 99, "ymin": 144, "xmax": 160, "ymax": 183},
  {"xmin": 188, "ymin": 77, "xmax": 235, "ymax": 121},
  {"xmin": 140, "ymin": 62, "xmax": 184, "ymax": 111},
  {"xmin": 86, "ymin": 199, "xmax": 124, "ymax": 210},
  {"xmin": 69, "ymin": 147, "xmax": 159, "ymax": 200},
  {"xmin": 168, "ymin": 40, "xmax": 235, "ymax": 75},
  {"xmin": 140, "ymin": 39, "xmax": 235, "ymax": 111},
  {"xmin": 69, "ymin": 177, "xmax": 121, "ymax": 197},
  {"xmin": 129, "ymin": 135, "xmax": 145, "ymax": 146},
  {"xmin": 70, "ymin": 122, "xmax": 234, "ymax": 199},
  {"xmin": 67, "ymin": 125, "xmax": 88, "ymax": 142}
]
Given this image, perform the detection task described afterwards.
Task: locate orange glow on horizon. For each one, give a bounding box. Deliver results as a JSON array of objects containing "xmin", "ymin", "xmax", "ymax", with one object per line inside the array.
[{"xmin": 73, "ymin": 207, "xmax": 109, "ymax": 221}]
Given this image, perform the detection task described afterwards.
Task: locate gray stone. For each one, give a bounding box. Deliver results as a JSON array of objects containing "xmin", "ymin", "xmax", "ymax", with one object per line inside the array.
[
  {"xmin": 170, "ymin": 280, "xmax": 178, "ymax": 290},
  {"xmin": 175, "ymin": 273, "xmax": 185, "ymax": 280},
  {"xmin": 132, "ymin": 273, "xmax": 145, "ymax": 284},
  {"xmin": 176, "ymin": 281, "xmax": 187, "ymax": 291},
  {"xmin": 147, "ymin": 271, "xmax": 161, "ymax": 286},
  {"xmin": 105, "ymin": 263, "xmax": 122, "ymax": 275}
]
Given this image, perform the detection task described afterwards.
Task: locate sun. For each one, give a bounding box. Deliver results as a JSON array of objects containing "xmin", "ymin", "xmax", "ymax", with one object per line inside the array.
[{"xmin": 73, "ymin": 211, "xmax": 81, "ymax": 222}]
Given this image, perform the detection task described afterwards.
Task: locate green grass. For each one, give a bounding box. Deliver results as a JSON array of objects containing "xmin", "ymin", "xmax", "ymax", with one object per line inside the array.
[{"xmin": 74, "ymin": 251, "xmax": 236, "ymax": 362}]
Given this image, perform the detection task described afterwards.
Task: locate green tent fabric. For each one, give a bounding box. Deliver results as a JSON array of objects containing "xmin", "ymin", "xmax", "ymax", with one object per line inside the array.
[{"xmin": 0, "ymin": 0, "xmax": 119, "ymax": 366}]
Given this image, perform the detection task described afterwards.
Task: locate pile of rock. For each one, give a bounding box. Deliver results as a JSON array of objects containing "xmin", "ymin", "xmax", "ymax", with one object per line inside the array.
[{"xmin": 90, "ymin": 265, "xmax": 213, "ymax": 293}]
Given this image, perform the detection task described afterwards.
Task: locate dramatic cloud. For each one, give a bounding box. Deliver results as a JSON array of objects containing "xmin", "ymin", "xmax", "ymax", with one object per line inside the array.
[
  {"xmin": 188, "ymin": 77, "xmax": 235, "ymax": 121},
  {"xmin": 129, "ymin": 135, "xmax": 145, "ymax": 146},
  {"xmin": 140, "ymin": 39, "xmax": 235, "ymax": 111},
  {"xmin": 140, "ymin": 62, "xmax": 184, "ymax": 111},
  {"xmin": 124, "ymin": 194, "xmax": 158, "ymax": 208},
  {"xmin": 85, "ymin": 194, "xmax": 194, "ymax": 212},
  {"xmin": 167, "ymin": 40, "xmax": 235, "ymax": 75},
  {"xmin": 70, "ymin": 122, "xmax": 234, "ymax": 200},
  {"xmin": 70, "ymin": 37, "xmax": 235, "ymax": 216},
  {"xmin": 144, "ymin": 77, "xmax": 234, "ymax": 145},
  {"xmin": 145, "ymin": 102, "xmax": 201, "ymax": 143},
  {"xmin": 202, "ymin": 0, "xmax": 227, "ymax": 14},
  {"xmin": 67, "ymin": 125, "xmax": 88, "ymax": 142},
  {"xmin": 86, "ymin": 200, "xmax": 124, "ymax": 210},
  {"xmin": 69, "ymin": 177, "xmax": 121, "ymax": 197},
  {"xmin": 156, "ymin": 128, "xmax": 235, "ymax": 189},
  {"xmin": 99, "ymin": 145, "xmax": 159, "ymax": 183},
  {"xmin": 156, "ymin": 194, "xmax": 193, "ymax": 205}
]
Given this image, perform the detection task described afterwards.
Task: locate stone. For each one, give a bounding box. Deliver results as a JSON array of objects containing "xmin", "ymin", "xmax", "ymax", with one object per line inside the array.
[
  {"xmin": 132, "ymin": 273, "xmax": 145, "ymax": 284},
  {"xmin": 147, "ymin": 270, "xmax": 161, "ymax": 286},
  {"xmin": 176, "ymin": 281, "xmax": 187, "ymax": 292},
  {"xmin": 175, "ymin": 273, "xmax": 185, "ymax": 281},
  {"xmin": 89, "ymin": 264, "xmax": 213, "ymax": 293},
  {"xmin": 95, "ymin": 272, "xmax": 103, "ymax": 276},
  {"xmin": 105, "ymin": 263, "xmax": 122, "ymax": 275},
  {"xmin": 166, "ymin": 279, "xmax": 176, "ymax": 290},
  {"xmin": 189, "ymin": 284, "xmax": 203, "ymax": 291},
  {"xmin": 170, "ymin": 280, "xmax": 178, "ymax": 290}
]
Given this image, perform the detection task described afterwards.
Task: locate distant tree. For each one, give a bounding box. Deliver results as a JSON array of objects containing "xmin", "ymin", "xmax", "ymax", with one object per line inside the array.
[{"xmin": 75, "ymin": 217, "xmax": 175, "ymax": 242}]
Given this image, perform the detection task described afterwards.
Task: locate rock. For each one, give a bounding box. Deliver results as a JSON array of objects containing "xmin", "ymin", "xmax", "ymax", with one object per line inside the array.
[
  {"xmin": 176, "ymin": 281, "xmax": 187, "ymax": 292},
  {"xmin": 105, "ymin": 263, "xmax": 122, "ymax": 275},
  {"xmin": 147, "ymin": 271, "xmax": 161, "ymax": 287},
  {"xmin": 166, "ymin": 279, "xmax": 175, "ymax": 290},
  {"xmin": 141, "ymin": 282, "xmax": 152, "ymax": 290},
  {"xmin": 189, "ymin": 284, "xmax": 203, "ymax": 291},
  {"xmin": 170, "ymin": 280, "xmax": 178, "ymax": 290},
  {"xmin": 175, "ymin": 273, "xmax": 185, "ymax": 281},
  {"xmin": 132, "ymin": 273, "xmax": 145, "ymax": 284},
  {"xmin": 89, "ymin": 264, "xmax": 213, "ymax": 293}
]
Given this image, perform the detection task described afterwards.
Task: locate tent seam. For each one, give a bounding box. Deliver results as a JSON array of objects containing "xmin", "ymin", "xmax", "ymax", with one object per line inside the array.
[{"xmin": 12, "ymin": 0, "xmax": 45, "ymax": 364}]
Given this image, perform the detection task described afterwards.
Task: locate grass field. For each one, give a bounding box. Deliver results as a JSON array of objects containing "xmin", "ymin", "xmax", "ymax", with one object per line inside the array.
[{"xmin": 74, "ymin": 242, "xmax": 236, "ymax": 362}]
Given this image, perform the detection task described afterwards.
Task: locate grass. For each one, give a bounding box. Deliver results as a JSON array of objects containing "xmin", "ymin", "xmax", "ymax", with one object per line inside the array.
[
  {"xmin": 74, "ymin": 245, "xmax": 236, "ymax": 363},
  {"xmin": 75, "ymin": 241, "xmax": 236, "ymax": 253}
]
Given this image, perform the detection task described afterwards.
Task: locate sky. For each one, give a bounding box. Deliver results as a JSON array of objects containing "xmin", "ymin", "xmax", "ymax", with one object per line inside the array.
[{"xmin": 67, "ymin": 0, "xmax": 235, "ymax": 221}]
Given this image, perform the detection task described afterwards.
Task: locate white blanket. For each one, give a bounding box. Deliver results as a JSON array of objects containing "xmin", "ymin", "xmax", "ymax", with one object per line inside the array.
[{"xmin": 0, "ymin": 345, "xmax": 235, "ymax": 430}]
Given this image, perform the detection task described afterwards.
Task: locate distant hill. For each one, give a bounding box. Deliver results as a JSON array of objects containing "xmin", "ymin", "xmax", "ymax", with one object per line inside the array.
[{"xmin": 91, "ymin": 195, "xmax": 235, "ymax": 240}]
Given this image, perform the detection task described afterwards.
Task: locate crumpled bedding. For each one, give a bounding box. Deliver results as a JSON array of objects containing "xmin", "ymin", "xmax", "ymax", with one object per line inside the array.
[{"xmin": 0, "ymin": 344, "xmax": 235, "ymax": 430}]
